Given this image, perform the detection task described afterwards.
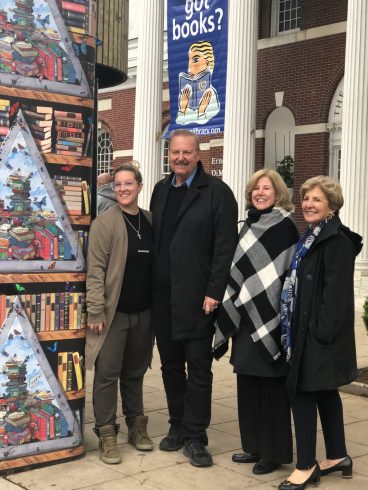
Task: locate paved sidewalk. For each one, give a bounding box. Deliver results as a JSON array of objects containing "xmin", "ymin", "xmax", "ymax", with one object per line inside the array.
[{"xmin": 1, "ymin": 313, "xmax": 368, "ymax": 490}]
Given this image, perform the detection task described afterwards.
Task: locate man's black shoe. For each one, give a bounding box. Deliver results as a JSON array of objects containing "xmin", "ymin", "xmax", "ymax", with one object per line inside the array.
[
  {"xmin": 159, "ymin": 428, "xmax": 183, "ymax": 452},
  {"xmin": 232, "ymin": 452, "xmax": 260, "ymax": 463},
  {"xmin": 183, "ymin": 439, "xmax": 213, "ymax": 467},
  {"xmin": 253, "ymin": 460, "xmax": 281, "ymax": 475}
]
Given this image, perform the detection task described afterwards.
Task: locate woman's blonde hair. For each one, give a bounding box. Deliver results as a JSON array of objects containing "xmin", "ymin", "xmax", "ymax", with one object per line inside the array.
[
  {"xmin": 245, "ymin": 169, "xmax": 294, "ymax": 212},
  {"xmin": 300, "ymin": 175, "xmax": 344, "ymax": 213}
]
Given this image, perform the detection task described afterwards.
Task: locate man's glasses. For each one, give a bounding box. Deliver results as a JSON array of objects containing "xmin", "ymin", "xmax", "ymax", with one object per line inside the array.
[{"xmin": 112, "ymin": 181, "xmax": 137, "ymax": 190}]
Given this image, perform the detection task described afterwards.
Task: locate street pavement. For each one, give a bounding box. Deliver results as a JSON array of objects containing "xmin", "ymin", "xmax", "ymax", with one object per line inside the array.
[{"xmin": 1, "ymin": 312, "xmax": 367, "ymax": 489}]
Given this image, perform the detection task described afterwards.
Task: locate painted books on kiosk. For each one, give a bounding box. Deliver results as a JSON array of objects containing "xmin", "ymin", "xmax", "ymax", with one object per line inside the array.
[
  {"xmin": 57, "ymin": 351, "xmax": 84, "ymax": 392},
  {"xmin": 0, "ymin": 292, "xmax": 87, "ymax": 331},
  {"xmin": 57, "ymin": 0, "xmax": 89, "ymax": 35},
  {"xmin": 54, "ymin": 110, "xmax": 84, "ymax": 157},
  {"xmin": 53, "ymin": 175, "xmax": 90, "ymax": 216},
  {"xmin": 0, "ymin": 98, "xmax": 18, "ymax": 143},
  {"xmin": 22, "ymin": 104, "xmax": 53, "ymax": 154}
]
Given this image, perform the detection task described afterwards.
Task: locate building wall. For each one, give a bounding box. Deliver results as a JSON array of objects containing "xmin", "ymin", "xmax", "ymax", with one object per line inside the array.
[{"xmin": 98, "ymin": 0, "xmax": 348, "ymax": 229}]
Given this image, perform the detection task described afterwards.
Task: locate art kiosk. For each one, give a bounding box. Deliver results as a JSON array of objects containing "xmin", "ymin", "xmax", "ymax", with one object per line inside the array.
[{"xmin": 0, "ymin": 0, "xmax": 127, "ymax": 473}]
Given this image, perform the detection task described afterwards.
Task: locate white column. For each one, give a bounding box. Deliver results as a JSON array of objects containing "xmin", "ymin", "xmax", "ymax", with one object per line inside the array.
[
  {"xmin": 133, "ymin": 0, "xmax": 164, "ymax": 209},
  {"xmin": 222, "ymin": 0, "xmax": 258, "ymax": 220},
  {"xmin": 340, "ymin": 0, "xmax": 368, "ymax": 272}
]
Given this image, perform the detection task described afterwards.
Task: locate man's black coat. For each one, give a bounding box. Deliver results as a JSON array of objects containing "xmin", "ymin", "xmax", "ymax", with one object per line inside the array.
[{"xmin": 150, "ymin": 163, "xmax": 238, "ymax": 340}]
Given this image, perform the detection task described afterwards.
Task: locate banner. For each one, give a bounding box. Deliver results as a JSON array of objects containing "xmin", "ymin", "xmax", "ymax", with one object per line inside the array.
[{"xmin": 167, "ymin": 0, "xmax": 228, "ymax": 136}]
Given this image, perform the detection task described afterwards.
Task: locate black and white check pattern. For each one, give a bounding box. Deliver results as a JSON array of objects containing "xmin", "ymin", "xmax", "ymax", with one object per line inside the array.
[{"xmin": 214, "ymin": 207, "xmax": 298, "ymax": 362}]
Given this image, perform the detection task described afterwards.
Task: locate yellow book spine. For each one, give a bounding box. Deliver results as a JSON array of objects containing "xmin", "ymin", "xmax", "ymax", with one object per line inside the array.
[
  {"xmin": 73, "ymin": 352, "xmax": 83, "ymax": 390},
  {"xmin": 81, "ymin": 180, "xmax": 90, "ymax": 215},
  {"xmin": 62, "ymin": 352, "xmax": 68, "ymax": 391}
]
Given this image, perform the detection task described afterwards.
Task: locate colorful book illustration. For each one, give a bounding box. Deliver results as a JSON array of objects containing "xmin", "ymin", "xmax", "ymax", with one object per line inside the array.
[
  {"xmin": 0, "ymin": 99, "xmax": 18, "ymax": 144},
  {"xmin": 0, "ymin": 112, "xmax": 85, "ymax": 272},
  {"xmin": 0, "ymin": 0, "xmax": 91, "ymax": 97},
  {"xmin": 0, "ymin": 297, "xmax": 82, "ymax": 457},
  {"xmin": 22, "ymin": 105, "xmax": 53, "ymax": 154},
  {"xmin": 54, "ymin": 175, "xmax": 83, "ymax": 216},
  {"xmin": 57, "ymin": 351, "xmax": 84, "ymax": 391},
  {"xmin": 0, "ymin": 292, "xmax": 87, "ymax": 331},
  {"xmin": 54, "ymin": 111, "xmax": 85, "ymax": 157},
  {"xmin": 179, "ymin": 69, "xmax": 212, "ymax": 110}
]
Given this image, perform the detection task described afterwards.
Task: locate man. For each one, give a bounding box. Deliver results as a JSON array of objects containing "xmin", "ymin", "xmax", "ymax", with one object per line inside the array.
[
  {"xmin": 150, "ymin": 129, "xmax": 238, "ymax": 467},
  {"xmin": 97, "ymin": 172, "xmax": 116, "ymax": 214}
]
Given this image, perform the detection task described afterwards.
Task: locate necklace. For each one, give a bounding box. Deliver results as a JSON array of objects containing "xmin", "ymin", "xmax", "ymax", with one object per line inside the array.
[{"xmin": 122, "ymin": 210, "xmax": 142, "ymax": 239}]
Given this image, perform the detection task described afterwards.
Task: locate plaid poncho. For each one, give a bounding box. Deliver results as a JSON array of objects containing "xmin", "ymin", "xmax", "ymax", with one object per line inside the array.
[{"xmin": 213, "ymin": 207, "xmax": 298, "ymax": 362}]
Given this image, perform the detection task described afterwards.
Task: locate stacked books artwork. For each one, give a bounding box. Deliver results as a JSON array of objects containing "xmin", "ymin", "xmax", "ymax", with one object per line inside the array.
[
  {"xmin": 57, "ymin": 351, "xmax": 84, "ymax": 392},
  {"xmin": 57, "ymin": 0, "xmax": 89, "ymax": 35},
  {"xmin": 0, "ymin": 292, "xmax": 87, "ymax": 331},
  {"xmin": 0, "ymin": 299, "xmax": 82, "ymax": 452},
  {"xmin": 22, "ymin": 105, "xmax": 53, "ymax": 154},
  {"xmin": 0, "ymin": 117, "xmax": 85, "ymax": 271},
  {"xmin": 0, "ymin": 0, "xmax": 91, "ymax": 97},
  {"xmin": 54, "ymin": 110, "xmax": 85, "ymax": 157},
  {"xmin": 0, "ymin": 36, "xmax": 14, "ymax": 74},
  {"xmin": 12, "ymin": 40, "xmax": 39, "ymax": 77},
  {"xmin": 54, "ymin": 175, "xmax": 90, "ymax": 216},
  {"xmin": 0, "ymin": 98, "xmax": 18, "ymax": 144}
]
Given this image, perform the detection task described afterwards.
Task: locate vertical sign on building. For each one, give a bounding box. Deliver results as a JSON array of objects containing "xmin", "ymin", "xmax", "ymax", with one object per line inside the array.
[
  {"xmin": 0, "ymin": 0, "xmax": 96, "ymax": 473},
  {"xmin": 167, "ymin": 0, "xmax": 228, "ymax": 136}
]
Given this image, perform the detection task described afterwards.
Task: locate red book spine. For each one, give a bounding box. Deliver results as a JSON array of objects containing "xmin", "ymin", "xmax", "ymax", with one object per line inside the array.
[
  {"xmin": 56, "ymin": 126, "xmax": 83, "ymax": 134},
  {"xmin": 54, "ymin": 111, "xmax": 82, "ymax": 119},
  {"xmin": 61, "ymin": 1, "xmax": 86, "ymax": 13}
]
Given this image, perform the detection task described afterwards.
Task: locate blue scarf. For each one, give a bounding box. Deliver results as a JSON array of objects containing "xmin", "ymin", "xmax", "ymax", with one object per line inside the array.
[{"xmin": 280, "ymin": 219, "xmax": 328, "ymax": 362}]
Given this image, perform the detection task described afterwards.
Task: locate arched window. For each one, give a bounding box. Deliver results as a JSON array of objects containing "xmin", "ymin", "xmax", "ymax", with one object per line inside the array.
[
  {"xmin": 265, "ymin": 106, "xmax": 295, "ymax": 168},
  {"xmin": 161, "ymin": 125, "xmax": 170, "ymax": 176},
  {"xmin": 327, "ymin": 78, "xmax": 343, "ymax": 181},
  {"xmin": 97, "ymin": 129, "xmax": 113, "ymax": 175}
]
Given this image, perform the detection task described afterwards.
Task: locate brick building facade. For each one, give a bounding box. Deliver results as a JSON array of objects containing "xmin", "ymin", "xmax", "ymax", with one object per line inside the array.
[{"xmin": 97, "ymin": 0, "xmax": 348, "ymax": 228}]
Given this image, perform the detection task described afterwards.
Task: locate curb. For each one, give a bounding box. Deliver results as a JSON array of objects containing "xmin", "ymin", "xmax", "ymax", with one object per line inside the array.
[{"xmin": 340, "ymin": 382, "xmax": 368, "ymax": 397}]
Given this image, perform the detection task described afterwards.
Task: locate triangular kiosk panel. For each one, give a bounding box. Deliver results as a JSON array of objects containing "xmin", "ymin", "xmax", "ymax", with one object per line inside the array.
[
  {"xmin": 0, "ymin": 111, "xmax": 85, "ymax": 272},
  {"xmin": 0, "ymin": 0, "xmax": 91, "ymax": 97},
  {"xmin": 0, "ymin": 297, "xmax": 82, "ymax": 458}
]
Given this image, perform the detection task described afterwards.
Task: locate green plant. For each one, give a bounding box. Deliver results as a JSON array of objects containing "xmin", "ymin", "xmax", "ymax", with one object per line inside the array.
[
  {"xmin": 363, "ymin": 296, "xmax": 368, "ymax": 335},
  {"xmin": 276, "ymin": 155, "xmax": 294, "ymax": 188}
]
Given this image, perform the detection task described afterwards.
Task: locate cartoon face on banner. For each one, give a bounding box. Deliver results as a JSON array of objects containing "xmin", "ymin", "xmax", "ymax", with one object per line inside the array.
[
  {"xmin": 0, "ymin": 0, "xmax": 91, "ymax": 97},
  {"xmin": 167, "ymin": 0, "xmax": 228, "ymax": 135}
]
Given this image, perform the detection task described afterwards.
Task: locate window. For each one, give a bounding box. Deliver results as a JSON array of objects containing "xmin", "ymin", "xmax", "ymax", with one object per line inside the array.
[
  {"xmin": 161, "ymin": 125, "xmax": 170, "ymax": 175},
  {"xmin": 271, "ymin": 0, "xmax": 301, "ymax": 36},
  {"xmin": 328, "ymin": 78, "xmax": 343, "ymax": 181},
  {"xmin": 97, "ymin": 130, "xmax": 113, "ymax": 175},
  {"xmin": 264, "ymin": 106, "xmax": 295, "ymax": 169}
]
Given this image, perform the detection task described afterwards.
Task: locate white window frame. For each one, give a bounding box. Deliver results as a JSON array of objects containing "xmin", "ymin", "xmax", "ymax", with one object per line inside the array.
[
  {"xmin": 264, "ymin": 106, "xmax": 296, "ymax": 169},
  {"xmin": 161, "ymin": 125, "xmax": 170, "ymax": 176},
  {"xmin": 328, "ymin": 78, "xmax": 343, "ymax": 181},
  {"xmin": 97, "ymin": 129, "xmax": 114, "ymax": 175},
  {"xmin": 271, "ymin": 0, "xmax": 301, "ymax": 37}
]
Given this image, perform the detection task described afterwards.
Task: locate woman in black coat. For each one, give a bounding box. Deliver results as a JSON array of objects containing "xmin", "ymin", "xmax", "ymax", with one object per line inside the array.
[{"xmin": 279, "ymin": 176, "xmax": 363, "ymax": 490}]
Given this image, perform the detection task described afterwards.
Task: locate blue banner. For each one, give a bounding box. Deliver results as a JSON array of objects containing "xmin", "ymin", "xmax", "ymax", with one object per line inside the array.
[{"xmin": 167, "ymin": 0, "xmax": 228, "ymax": 137}]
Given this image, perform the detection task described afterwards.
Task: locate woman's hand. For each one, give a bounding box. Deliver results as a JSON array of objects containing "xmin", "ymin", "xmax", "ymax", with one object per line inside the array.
[
  {"xmin": 87, "ymin": 321, "xmax": 106, "ymax": 335},
  {"xmin": 203, "ymin": 296, "xmax": 220, "ymax": 315}
]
